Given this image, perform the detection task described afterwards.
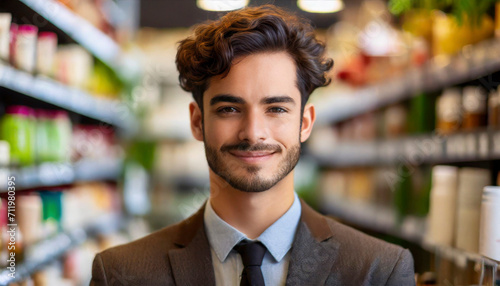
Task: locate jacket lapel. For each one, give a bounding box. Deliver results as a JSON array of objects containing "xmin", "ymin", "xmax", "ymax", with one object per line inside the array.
[
  {"xmin": 285, "ymin": 200, "xmax": 340, "ymax": 285},
  {"xmin": 168, "ymin": 205, "xmax": 216, "ymax": 286}
]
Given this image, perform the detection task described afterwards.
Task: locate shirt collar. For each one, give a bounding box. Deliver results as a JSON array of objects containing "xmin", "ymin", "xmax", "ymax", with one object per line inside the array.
[{"xmin": 204, "ymin": 192, "xmax": 302, "ymax": 263}]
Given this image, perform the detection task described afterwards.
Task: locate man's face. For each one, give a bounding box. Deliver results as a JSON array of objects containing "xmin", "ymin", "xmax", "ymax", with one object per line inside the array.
[{"xmin": 189, "ymin": 52, "xmax": 315, "ymax": 193}]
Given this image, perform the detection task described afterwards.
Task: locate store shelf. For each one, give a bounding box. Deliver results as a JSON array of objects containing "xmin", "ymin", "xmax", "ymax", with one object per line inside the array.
[
  {"xmin": 311, "ymin": 129, "xmax": 500, "ymax": 167},
  {"xmin": 421, "ymin": 243, "xmax": 500, "ymax": 268},
  {"xmin": 315, "ymin": 38, "xmax": 500, "ymax": 125},
  {"xmin": 322, "ymin": 199, "xmax": 499, "ymax": 268},
  {"xmin": 0, "ymin": 158, "xmax": 123, "ymax": 192},
  {"xmin": 0, "ymin": 213, "xmax": 124, "ymax": 286},
  {"xmin": 18, "ymin": 0, "xmax": 131, "ymax": 79},
  {"xmin": 321, "ymin": 199, "xmax": 425, "ymax": 244},
  {"xmin": 0, "ymin": 63, "xmax": 136, "ymax": 130}
]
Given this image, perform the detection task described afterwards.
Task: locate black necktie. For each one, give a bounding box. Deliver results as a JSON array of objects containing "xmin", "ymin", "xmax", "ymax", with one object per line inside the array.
[{"xmin": 234, "ymin": 240, "xmax": 267, "ymax": 286}]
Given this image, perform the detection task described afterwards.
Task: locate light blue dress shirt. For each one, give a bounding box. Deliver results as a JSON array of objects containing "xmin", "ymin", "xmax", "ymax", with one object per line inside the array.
[{"xmin": 204, "ymin": 192, "xmax": 302, "ymax": 286}]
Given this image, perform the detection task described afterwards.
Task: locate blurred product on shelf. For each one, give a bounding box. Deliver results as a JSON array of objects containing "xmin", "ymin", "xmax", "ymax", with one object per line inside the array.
[
  {"xmin": 36, "ymin": 32, "xmax": 58, "ymax": 77},
  {"xmin": 455, "ymin": 168, "xmax": 491, "ymax": 253},
  {"xmin": 14, "ymin": 25, "xmax": 38, "ymax": 74},
  {"xmin": 408, "ymin": 92, "xmax": 435, "ymax": 134},
  {"xmin": 0, "ymin": 13, "xmax": 11, "ymax": 63},
  {"xmin": 71, "ymin": 124, "xmax": 119, "ymax": 162},
  {"xmin": 479, "ymin": 186, "xmax": 500, "ymax": 262},
  {"xmin": 55, "ymin": 44, "xmax": 93, "ymax": 90},
  {"xmin": 425, "ymin": 165, "xmax": 458, "ymax": 247},
  {"xmin": 0, "ymin": 13, "xmax": 126, "ymax": 99},
  {"xmin": 0, "ymin": 140, "xmax": 9, "ymax": 187},
  {"xmin": 488, "ymin": 86, "xmax": 500, "ymax": 128},
  {"xmin": 0, "ymin": 106, "xmax": 36, "ymax": 166},
  {"xmin": 383, "ymin": 103, "xmax": 407, "ymax": 138},
  {"xmin": 56, "ymin": 0, "xmax": 117, "ymax": 41},
  {"xmin": 35, "ymin": 110, "xmax": 72, "ymax": 163},
  {"xmin": 0, "ymin": 105, "xmax": 125, "ymax": 167},
  {"xmin": 17, "ymin": 194, "xmax": 43, "ymax": 246},
  {"xmin": 432, "ymin": 10, "xmax": 494, "ymax": 57},
  {"xmin": 462, "ymin": 86, "xmax": 487, "ymax": 130},
  {"xmin": 436, "ymin": 88, "xmax": 462, "ymax": 135},
  {"xmin": 0, "ymin": 198, "xmax": 9, "ymax": 268}
]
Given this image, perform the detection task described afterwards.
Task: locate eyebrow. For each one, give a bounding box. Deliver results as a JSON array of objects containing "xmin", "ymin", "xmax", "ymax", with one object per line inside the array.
[
  {"xmin": 261, "ymin": 96, "xmax": 296, "ymax": 105},
  {"xmin": 210, "ymin": 94, "xmax": 296, "ymax": 106},
  {"xmin": 210, "ymin": 94, "xmax": 246, "ymax": 106}
]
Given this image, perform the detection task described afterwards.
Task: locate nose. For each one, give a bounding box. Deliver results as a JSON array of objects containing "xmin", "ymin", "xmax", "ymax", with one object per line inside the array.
[{"xmin": 238, "ymin": 109, "xmax": 268, "ymax": 144}]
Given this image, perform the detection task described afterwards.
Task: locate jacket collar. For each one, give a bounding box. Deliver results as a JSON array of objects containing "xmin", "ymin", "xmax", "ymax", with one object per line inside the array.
[{"xmin": 168, "ymin": 199, "xmax": 339, "ymax": 285}]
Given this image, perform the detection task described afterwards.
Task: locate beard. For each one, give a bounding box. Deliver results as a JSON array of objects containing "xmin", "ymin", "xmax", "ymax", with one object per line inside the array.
[{"xmin": 204, "ymin": 140, "xmax": 301, "ymax": 193}]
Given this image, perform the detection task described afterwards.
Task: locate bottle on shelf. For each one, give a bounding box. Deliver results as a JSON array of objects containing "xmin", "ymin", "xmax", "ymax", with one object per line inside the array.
[
  {"xmin": 462, "ymin": 86, "xmax": 487, "ymax": 130},
  {"xmin": 14, "ymin": 25, "xmax": 38, "ymax": 74},
  {"xmin": 455, "ymin": 168, "xmax": 491, "ymax": 253},
  {"xmin": 0, "ymin": 140, "xmax": 9, "ymax": 188},
  {"xmin": 479, "ymin": 186, "xmax": 500, "ymax": 262},
  {"xmin": 0, "ymin": 106, "xmax": 36, "ymax": 167},
  {"xmin": 0, "ymin": 13, "xmax": 11, "ymax": 63},
  {"xmin": 488, "ymin": 87, "xmax": 500, "ymax": 128},
  {"xmin": 436, "ymin": 88, "xmax": 462, "ymax": 135},
  {"xmin": 426, "ymin": 165, "xmax": 458, "ymax": 246},
  {"xmin": 36, "ymin": 31, "xmax": 58, "ymax": 77},
  {"xmin": 18, "ymin": 194, "xmax": 43, "ymax": 246}
]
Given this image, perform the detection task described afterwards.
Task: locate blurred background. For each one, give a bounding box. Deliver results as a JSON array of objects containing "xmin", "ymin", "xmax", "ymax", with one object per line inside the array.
[{"xmin": 0, "ymin": 0, "xmax": 500, "ymax": 285}]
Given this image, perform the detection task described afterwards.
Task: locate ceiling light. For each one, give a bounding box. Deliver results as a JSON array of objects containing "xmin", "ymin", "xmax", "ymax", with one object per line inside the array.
[
  {"xmin": 197, "ymin": 0, "xmax": 249, "ymax": 11},
  {"xmin": 297, "ymin": 0, "xmax": 344, "ymax": 13}
]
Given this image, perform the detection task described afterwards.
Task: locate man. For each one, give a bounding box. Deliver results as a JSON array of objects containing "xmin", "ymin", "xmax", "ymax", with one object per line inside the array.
[{"xmin": 91, "ymin": 4, "xmax": 415, "ymax": 286}]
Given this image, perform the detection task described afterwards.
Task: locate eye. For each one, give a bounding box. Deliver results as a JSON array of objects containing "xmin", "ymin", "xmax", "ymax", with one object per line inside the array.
[
  {"xmin": 216, "ymin": 106, "xmax": 239, "ymax": 114},
  {"xmin": 268, "ymin": 107, "xmax": 287, "ymax": 113}
]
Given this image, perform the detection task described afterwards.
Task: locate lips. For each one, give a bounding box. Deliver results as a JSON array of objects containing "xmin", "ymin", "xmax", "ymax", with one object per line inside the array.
[{"xmin": 228, "ymin": 150, "xmax": 276, "ymax": 163}]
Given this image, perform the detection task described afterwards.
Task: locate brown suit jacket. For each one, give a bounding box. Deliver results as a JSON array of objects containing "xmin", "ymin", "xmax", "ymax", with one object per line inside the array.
[{"xmin": 90, "ymin": 200, "xmax": 415, "ymax": 285}]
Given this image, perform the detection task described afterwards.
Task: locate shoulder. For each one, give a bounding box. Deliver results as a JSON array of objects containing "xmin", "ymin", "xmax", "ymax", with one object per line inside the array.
[
  {"xmin": 90, "ymin": 212, "xmax": 203, "ymax": 286},
  {"xmin": 322, "ymin": 216, "xmax": 415, "ymax": 285},
  {"xmin": 99, "ymin": 221, "xmax": 183, "ymax": 262}
]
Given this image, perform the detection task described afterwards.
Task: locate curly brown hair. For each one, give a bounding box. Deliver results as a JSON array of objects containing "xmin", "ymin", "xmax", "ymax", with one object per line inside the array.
[{"xmin": 176, "ymin": 4, "xmax": 333, "ymax": 112}]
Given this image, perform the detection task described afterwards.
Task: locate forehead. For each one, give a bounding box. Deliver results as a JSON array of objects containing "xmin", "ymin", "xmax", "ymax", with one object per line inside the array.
[{"xmin": 204, "ymin": 52, "xmax": 300, "ymax": 103}]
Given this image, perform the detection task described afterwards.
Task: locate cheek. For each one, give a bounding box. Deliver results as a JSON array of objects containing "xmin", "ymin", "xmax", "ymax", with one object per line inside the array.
[{"xmin": 203, "ymin": 119, "xmax": 234, "ymax": 145}]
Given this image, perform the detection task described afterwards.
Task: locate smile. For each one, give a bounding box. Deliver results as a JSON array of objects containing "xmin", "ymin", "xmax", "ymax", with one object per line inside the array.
[{"xmin": 228, "ymin": 151, "xmax": 276, "ymax": 164}]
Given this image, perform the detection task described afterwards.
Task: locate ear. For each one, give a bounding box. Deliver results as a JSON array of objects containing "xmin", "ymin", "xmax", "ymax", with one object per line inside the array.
[
  {"xmin": 189, "ymin": 101, "xmax": 204, "ymax": 141},
  {"xmin": 300, "ymin": 103, "xmax": 316, "ymax": 143}
]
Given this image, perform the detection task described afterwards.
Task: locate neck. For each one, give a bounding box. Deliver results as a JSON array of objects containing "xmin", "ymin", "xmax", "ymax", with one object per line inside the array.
[{"xmin": 209, "ymin": 171, "xmax": 295, "ymax": 239}]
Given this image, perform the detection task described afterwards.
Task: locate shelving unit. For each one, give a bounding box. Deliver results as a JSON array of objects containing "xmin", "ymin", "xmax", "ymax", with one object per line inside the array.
[
  {"xmin": 321, "ymin": 199, "xmax": 425, "ymax": 244},
  {"xmin": 18, "ymin": 0, "xmax": 136, "ymax": 80},
  {"xmin": 310, "ymin": 129, "xmax": 500, "ymax": 167},
  {"xmin": 0, "ymin": 158, "xmax": 123, "ymax": 192},
  {"xmin": 0, "ymin": 213, "xmax": 124, "ymax": 286},
  {"xmin": 0, "ymin": 63, "xmax": 136, "ymax": 131},
  {"xmin": 315, "ymin": 38, "xmax": 500, "ymax": 125},
  {"xmin": 322, "ymin": 199, "xmax": 499, "ymax": 268}
]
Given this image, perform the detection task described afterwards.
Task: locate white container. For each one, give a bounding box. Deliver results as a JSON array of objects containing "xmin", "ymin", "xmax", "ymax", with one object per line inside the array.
[
  {"xmin": 36, "ymin": 32, "xmax": 57, "ymax": 77},
  {"xmin": 17, "ymin": 195, "xmax": 42, "ymax": 245},
  {"xmin": 14, "ymin": 25, "xmax": 37, "ymax": 73},
  {"xmin": 0, "ymin": 13, "xmax": 11, "ymax": 62},
  {"xmin": 455, "ymin": 168, "xmax": 490, "ymax": 252},
  {"xmin": 426, "ymin": 165, "xmax": 458, "ymax": 246},
  {"xmin": 479, "ymin": 186, "xmax": 500, "ymax": 261}
]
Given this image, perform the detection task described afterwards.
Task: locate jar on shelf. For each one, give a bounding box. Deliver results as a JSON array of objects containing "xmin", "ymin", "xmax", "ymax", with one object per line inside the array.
[
  {"xmin": 479, "ymin": 186, "xmax": 500, "ymax": 261},
  {"xmin": 14, "ymin": 24, "xmax": 38, "ymax": 73},
  {"xmin": 436, "ymin": 88, "xmax": 462, "ymax": 134},
  {"xmin": 462, "ymin": 86, "xmax": 487, "ymax": 130},
  {"xmin": 36, "ymin": 31, "xmax": 57, "ymax": 77},
  {"xmin": 0, "ymin": 105, "xmax": 36, "ymax": 167},
  {"xmin": 488, "ymin": 87, "xmax": 500, "ymax": 128},
  {"xmin": 426, "ymin": 165, "xmax": 458, "ymax": 246},
  {"xmin": 0, "ymin": 13, "xmax": 11, "ymax": 63}
]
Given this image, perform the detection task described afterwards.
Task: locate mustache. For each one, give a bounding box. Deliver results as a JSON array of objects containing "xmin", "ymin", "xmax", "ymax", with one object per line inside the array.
[{"xmin": 220, "ymin": 142, "xmax": 282, "ymax": 153}]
